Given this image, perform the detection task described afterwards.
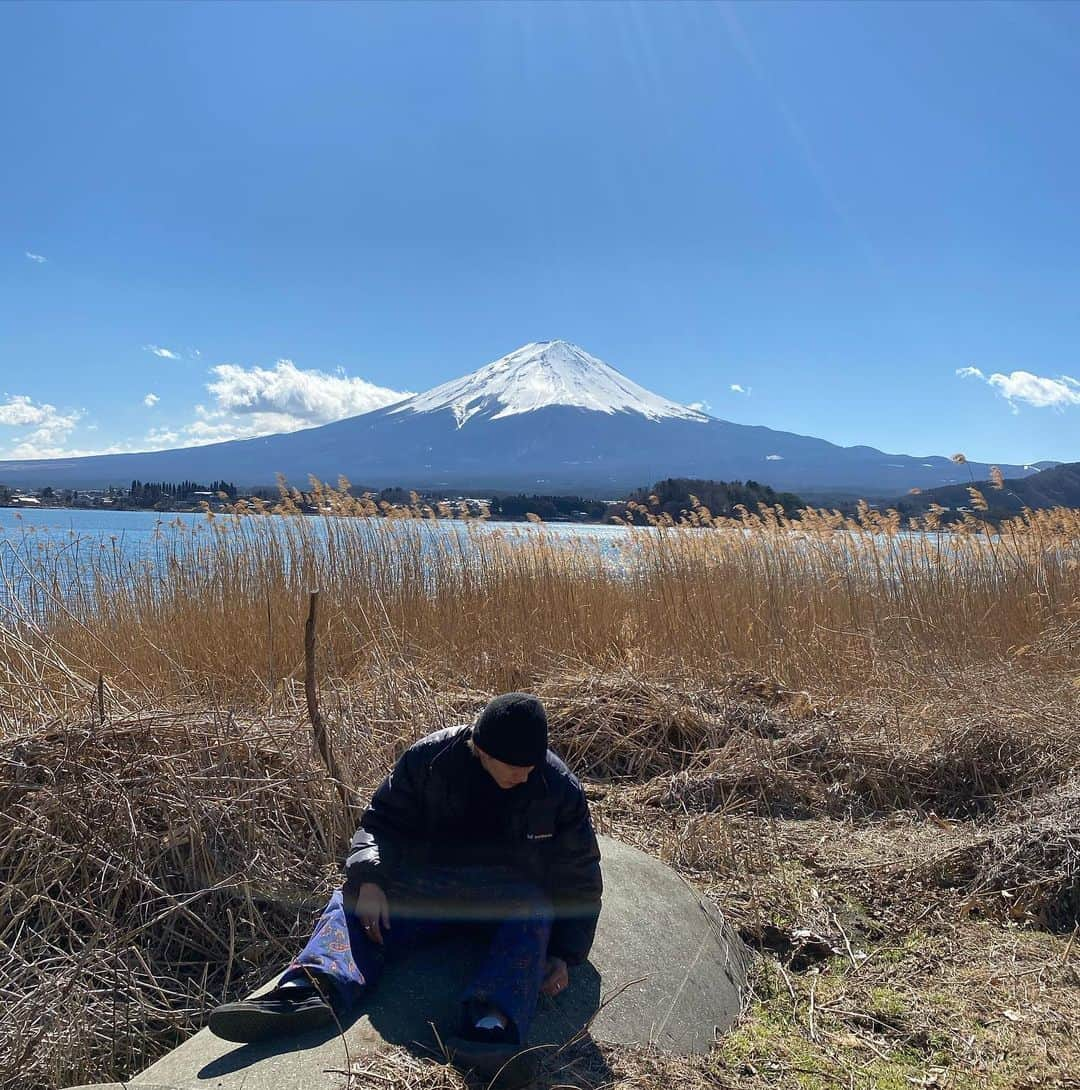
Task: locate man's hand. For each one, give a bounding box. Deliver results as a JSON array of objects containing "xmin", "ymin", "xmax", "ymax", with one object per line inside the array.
[
  {"xmin": 355, "ymin": 882, "xmax": 391, "ymax": 945},
  {"xmin": 540, "ymin": 956, "xmax": 569, "ymax": 997}
]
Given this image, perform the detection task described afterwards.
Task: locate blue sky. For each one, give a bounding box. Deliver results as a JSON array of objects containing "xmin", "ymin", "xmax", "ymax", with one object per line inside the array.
[{"xmin": 2, "ymin": 0, "xmax": 1079, "ymax": 466}]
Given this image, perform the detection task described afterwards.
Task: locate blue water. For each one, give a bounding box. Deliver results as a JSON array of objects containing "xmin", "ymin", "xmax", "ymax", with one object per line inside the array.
[
  {"xmin": 0, "ymin": 506, "xmax": 205, "ymax": 551},
  {"xmin": 0, "ymin": 506, "xmax": 628, "ymax": 551}
]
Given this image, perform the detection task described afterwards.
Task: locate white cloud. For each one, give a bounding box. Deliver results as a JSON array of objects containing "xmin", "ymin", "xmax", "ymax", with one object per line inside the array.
[
  {"xmin": 25, "ymin": 251, "xmax": 47, "ymax": 264},
  {"xmin": 180, "ymin": 405, "xmax": 307, "ymax": 446},
  {"xmin": 0, "ymin": 395, "xmax": 83, "ymax": 459},
  {"xmin": 988, "ymin": 371, "xmax": 1080, "ymax": 410},
  {"xmin": 0, "ymin": 393, "xmax": 205, "ymax": 460},
  {"xmin": 730, "ymin": 383, "xmax": 751, "ymax": 395},
  {"xmin": 3, "ymin": 431, "xmax": 182, "ymax": 460},
  {"xmin": 145, "ymin": 426, "xmax": 179, "ymax": 446},
  {"xmin": 1, "ymin": 360, "xmax": 410, "ymax": 461},
  {"xmin": 203, "ymin": 359, "xmax": 410, "ymax": 434},
  {"xmin": 144, "ymin": 344, "xmax": 182, "ymax": 360},
  {"xmin": 687, "ymin": 400, "xmax": 711, "ymax": 413},
  {"xmin": 0, "ymin": 395, "xmax": 172, "ymax": 459},
  {"xmin": 957, "ymin": 364, "xmax": 1080, "ymax": 410},
  {"xmin": 0, "ymin": 394, "xmax": 53, "ymax": 427},
  {"xmin": 765, "ymin": 454, "xmax": 784, "ymax": 461},
  {"xmin": 99, "ymin": 362, "xmax": 413, "ymax": 452}
]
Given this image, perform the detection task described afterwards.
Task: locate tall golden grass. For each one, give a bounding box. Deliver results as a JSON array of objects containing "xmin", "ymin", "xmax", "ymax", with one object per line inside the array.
[{"xmin": 2, "ymin": 490, "xmax": 1077, "ymax": 727}]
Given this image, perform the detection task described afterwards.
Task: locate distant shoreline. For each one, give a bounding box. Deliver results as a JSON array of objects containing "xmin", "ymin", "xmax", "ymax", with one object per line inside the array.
[{"xmin": 0, "ymin": 504, "xmax": 612, "ymax": 525}]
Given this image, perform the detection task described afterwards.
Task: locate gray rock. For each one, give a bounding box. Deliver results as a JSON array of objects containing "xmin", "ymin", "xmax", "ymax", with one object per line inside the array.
[{"xmin": 67, "ymin": 836, "xmax": 751, "ymax": 1089}]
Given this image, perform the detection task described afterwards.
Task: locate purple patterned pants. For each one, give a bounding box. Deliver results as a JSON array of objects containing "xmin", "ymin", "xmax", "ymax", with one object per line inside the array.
[{"xmin": 280, "ymin": 864, "xmax": 554, "ymax": 1042}]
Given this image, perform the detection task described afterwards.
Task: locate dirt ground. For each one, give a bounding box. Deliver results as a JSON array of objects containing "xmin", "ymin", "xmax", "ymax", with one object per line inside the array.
[{"xmin": 3, "ymin": 672, "xmax": 1078, "ymax": 1090}]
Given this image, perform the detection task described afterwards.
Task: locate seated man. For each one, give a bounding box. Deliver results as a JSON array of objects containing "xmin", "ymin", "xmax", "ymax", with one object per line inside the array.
[{"xmin": 209, "ymin": 693, "xmax": 603, "ymax": 1082}]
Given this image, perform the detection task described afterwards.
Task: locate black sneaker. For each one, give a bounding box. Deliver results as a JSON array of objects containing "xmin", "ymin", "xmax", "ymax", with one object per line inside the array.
[
  {"xmin": 445, "ymin": 1036, "xmax": 539, "ymax": 1089},
  {"xmin": 208, "ymin": 985, "xmax": 335, "ymax": 1043}
]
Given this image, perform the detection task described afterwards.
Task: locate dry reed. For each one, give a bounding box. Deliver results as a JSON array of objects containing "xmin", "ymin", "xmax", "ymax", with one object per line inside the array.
[{"xmin": 2, "ymin": 492, "xmax": 1077, "ymax": 723}]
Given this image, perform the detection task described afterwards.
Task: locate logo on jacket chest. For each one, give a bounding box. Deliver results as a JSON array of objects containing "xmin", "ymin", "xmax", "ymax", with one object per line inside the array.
[{"xmin": 525, "ymin": 802, "xmax": 556, "ymax": 842}]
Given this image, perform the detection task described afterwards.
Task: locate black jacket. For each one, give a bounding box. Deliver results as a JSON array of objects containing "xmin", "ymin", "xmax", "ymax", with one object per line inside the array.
[{"xmin": 343, "ymin": 724, "xmax": 602, "ymax": 965}]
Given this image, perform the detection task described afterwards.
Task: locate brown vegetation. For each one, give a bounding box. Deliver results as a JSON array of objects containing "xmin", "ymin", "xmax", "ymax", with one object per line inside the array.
[{"xmin": 1, "ymin": 494, "xmax": 1078, "ymax": 1089}]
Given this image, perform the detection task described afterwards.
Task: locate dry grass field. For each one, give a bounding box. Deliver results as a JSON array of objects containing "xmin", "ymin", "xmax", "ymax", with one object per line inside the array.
[{"xmin": 2, "ymin": 493, "xmax": 1078, "ymax": 1090}]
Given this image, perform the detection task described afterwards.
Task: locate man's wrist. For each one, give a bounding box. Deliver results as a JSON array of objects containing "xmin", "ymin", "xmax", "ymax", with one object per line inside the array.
[{"xmin": 343, "ymin": 875, "xmax": 380, "ymax": 907}]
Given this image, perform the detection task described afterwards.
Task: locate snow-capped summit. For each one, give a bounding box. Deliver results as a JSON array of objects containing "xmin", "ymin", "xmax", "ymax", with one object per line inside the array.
[{"xmin": 389, "ymin": 340, "xmax": 710, "ymax": 427}]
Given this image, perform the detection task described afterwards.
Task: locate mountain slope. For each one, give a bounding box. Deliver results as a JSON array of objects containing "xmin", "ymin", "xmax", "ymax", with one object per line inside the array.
[
  {"xmin": 0, "ymin": 341, "xmax": 1046, "ymax": 496},
  {"xmin": 898, "ymin": 461, "xmax": 1080, "ymax": 515}
]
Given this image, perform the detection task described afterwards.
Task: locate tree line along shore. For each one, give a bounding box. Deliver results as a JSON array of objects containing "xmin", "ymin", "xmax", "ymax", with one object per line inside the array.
[
  {"xmin": 1, "ymin": 476, "xmax": 804, "ymax": 522},
  {"xmin": 7, "ymin": 461, "xmax": 1076, "ymax": 524}
]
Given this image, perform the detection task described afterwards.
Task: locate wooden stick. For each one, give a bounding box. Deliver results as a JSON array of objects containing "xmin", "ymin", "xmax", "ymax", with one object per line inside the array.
[{"xmin": 304, "ymin": 591, "xmax": 353, "ymax": 816}]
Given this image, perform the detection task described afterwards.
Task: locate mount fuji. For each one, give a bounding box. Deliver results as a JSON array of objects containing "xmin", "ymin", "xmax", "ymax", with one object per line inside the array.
[
  {"xmin": 388, "ymin": 340, "xmax": 709, "ymax": 427},
  {"xmin": 0, "ymin": 341, "xmax": 1041, "ymax": 496}
]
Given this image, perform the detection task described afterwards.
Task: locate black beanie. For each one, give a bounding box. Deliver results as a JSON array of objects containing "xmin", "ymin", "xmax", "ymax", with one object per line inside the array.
[{"xmin": 472, "ymin": 692, "xmax": 549, "ymax": 768}]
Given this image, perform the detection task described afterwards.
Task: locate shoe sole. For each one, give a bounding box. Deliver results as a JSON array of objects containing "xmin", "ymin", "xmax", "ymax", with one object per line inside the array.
[
  {"xmin": 208, "ymin": 1003, "xmax": 335, "ymax": 1043},
  {"xmin": 445, "ymin": 1037, "xmax": 538, "ymax": 1088}
]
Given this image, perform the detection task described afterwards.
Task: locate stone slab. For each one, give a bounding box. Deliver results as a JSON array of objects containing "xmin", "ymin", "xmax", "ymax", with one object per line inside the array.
[{"xmin": 68, "ymin": 836, "xmax": 751, "ymax": 1089}]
